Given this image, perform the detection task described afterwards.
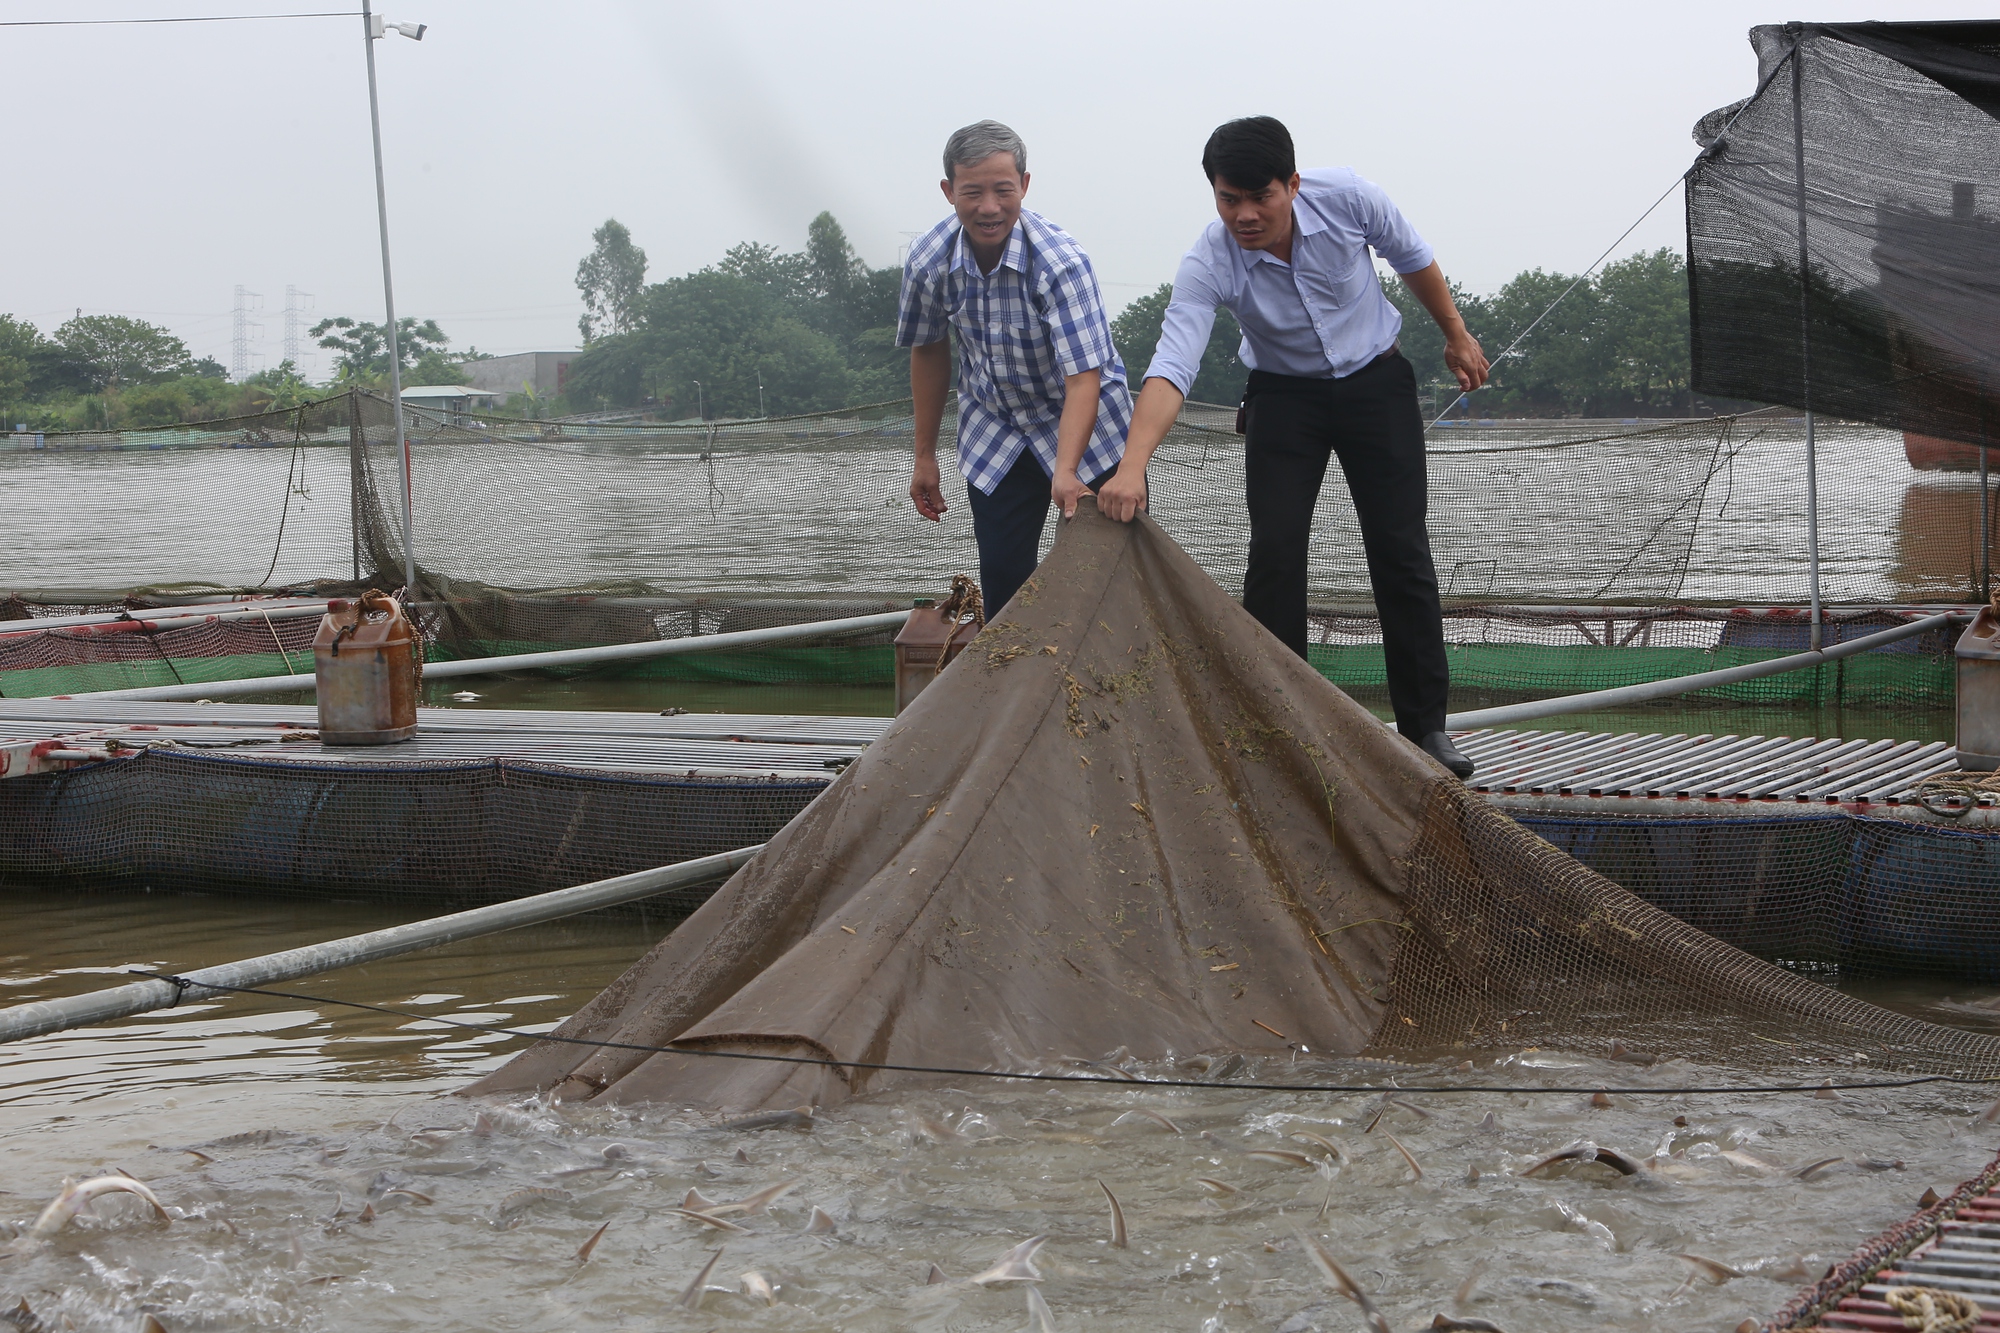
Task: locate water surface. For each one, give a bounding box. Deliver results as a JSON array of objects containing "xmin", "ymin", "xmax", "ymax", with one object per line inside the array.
[{"xmin": 4, "ymin": 882, "xmax": 1997, "ymax": 1332}]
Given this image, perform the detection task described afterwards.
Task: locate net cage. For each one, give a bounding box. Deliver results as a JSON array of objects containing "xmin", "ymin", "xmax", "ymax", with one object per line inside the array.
[{"xmin": 0, "ymin": 389, "xmax": 1988, "ymax": 711}]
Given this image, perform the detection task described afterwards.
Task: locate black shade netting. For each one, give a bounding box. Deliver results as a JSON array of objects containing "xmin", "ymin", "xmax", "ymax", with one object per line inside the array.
[{"xmin": 1689, "ymin": 22, "xmax": 2000, "ymax": 448}]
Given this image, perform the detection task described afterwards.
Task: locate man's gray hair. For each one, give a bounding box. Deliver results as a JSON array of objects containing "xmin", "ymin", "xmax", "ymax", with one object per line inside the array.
[{"xmin": 943, "ymin": 120, "xmax": 1026, "ymax": 181}]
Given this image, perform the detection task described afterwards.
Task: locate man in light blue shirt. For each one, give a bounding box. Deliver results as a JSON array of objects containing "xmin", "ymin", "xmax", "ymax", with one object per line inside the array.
[{"xmin": 1101, "ymin": 116, "xmax": 1488, "ymax": 778}]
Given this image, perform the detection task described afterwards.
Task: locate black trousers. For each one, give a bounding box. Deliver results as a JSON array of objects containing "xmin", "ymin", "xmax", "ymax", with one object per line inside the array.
[
  {"xmin": 1241, "ymin": 352, "xmax": 1450, "ymax": 738},
  {"xmin": 965, "ymin": 449, "xmax": 1112, "ymax": 614}
]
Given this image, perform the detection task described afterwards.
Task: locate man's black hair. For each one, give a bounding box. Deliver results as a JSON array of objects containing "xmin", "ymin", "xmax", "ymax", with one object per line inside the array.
[{"xmin": 1201, "ymin": 116, "xmax": 1296, "ymax": 188}]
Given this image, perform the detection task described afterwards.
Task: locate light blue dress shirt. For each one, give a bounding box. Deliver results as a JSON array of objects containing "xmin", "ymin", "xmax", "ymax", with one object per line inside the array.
[{"xmin": 1145, "ymin": 168, "xmax": 1434, "ymax": 395}]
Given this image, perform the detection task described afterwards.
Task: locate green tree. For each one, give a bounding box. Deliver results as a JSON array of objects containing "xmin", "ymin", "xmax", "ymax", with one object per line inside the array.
[
  {"xmin": 242, "ymin": 359, "xmax": 319, "ymax": 409},
  {"xmin": 55, "ymin": 315, "xmax": 194, "ymax": 389},
  {"xmin": 311, "ymin": 315, "xmax": 450, "ymax": 383},
  {"xmin": 576, "ymin": 218, "xmax": 649, "ymax": 343},
  {"xmin": 639, "ymin": 270, "xmax": 850, "ymax": 417},
  {"xmin": 0, "ymin": 314, "xmax": 60, "ymax": 407},
  {"xmin": 1111, "ymin": 283, "xmax": 1248, "ymax": 406},
  {"xmin": 1595, "ymin": 248, "xmax": 1691, "ymax": 410}
]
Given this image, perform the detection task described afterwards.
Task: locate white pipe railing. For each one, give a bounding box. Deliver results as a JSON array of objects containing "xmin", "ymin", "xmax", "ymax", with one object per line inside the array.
[
  {"xmin": 0, "ymin": 844, "xmax": 763, "ymax": 1045},
  {"xmin": 46, "ymin": 609, "xmax": 913, "ymax": 703},
  {"xmin": 1447, "ymin": 611, "xmax": 1965, "ymax": 731}
]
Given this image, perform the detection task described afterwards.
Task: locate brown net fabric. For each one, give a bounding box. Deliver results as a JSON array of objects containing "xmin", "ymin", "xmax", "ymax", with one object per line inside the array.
[{"xmin": 465, "ymin": 502, "xmax": 2000, "ymax": 1112}]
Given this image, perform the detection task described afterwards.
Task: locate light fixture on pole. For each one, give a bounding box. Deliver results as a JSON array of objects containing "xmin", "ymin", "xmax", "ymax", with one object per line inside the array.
[{"xmin": 360, "ymin": 0, "xmax": 425, "ymax": 597}]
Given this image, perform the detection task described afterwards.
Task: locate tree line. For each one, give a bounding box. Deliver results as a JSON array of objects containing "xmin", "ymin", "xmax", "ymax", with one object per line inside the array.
[
  {"xmin": 0, "ymin": 307, "xmax": 476, "ymax": 431},
  {"xmin": 1, "ymin": 225, "xmax": 1705, "ymax": 433}
]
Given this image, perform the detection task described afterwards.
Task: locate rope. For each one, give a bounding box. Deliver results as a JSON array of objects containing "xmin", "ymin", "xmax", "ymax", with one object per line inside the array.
[
  {"xmin": 932, "ymin": 574, "xmax": 984, "ymax": 672},
  {"xmin": 124, "ymin": 971, "xmax": 2000, "ymax": 1098},
  {"xmin": 1885, "ymin": 1287, "xmax": 1982, "ymax": 1333}
]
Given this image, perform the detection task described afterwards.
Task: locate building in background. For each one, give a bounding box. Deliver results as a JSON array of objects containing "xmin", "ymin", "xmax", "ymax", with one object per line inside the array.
[
  {"xmin": 457, "ymin": 351, "xmax": 573, "ymax": 399},
  {"xmin": 400, "ymin": 385, "xmax": 499, "ymax": 425}
]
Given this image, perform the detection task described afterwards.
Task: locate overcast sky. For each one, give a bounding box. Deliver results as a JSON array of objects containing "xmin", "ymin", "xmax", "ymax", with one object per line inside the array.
[{"xmin": 5, "ymin": 1, "xmax": 1991, "ymax": 378}]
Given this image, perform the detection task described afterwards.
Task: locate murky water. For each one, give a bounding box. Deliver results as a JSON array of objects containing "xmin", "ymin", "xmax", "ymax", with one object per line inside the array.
[{"xmin": 5, "ymin": 882, "xmax": 2000, "ymax": 1332}]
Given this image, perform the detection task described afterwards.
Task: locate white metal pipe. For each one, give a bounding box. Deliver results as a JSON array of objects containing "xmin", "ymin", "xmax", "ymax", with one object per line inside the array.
[
  {"xmin": 1806, "ymin": 413, "xmax": 1822, "ymax": 651},
  {"xmin": 0, "ymin": 604, "xmax": 333, "ymax": 642},
  {"xmin": 0, "ymin": 844, "xmax": 762, "ymax": 1046},
  {"xmin": 47, "ymin": 608, "xmax": 912, "ymax": 702},
  {"xmin": 360, "ymin": 0, "xmax": 415, "ymax": 596},
  {"xmin": 1446, "ymin": 611, "xmax": 1964, "ymax": 731}
]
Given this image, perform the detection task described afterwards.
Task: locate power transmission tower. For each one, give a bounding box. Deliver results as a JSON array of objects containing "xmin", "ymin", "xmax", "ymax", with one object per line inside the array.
[
  {"xmin": 232, "ymin": 285, "xmax": 264, "ymax": 381},
  {"xmin": 283, "ymin": 286, "xmax": 314, "ymax": 374}
]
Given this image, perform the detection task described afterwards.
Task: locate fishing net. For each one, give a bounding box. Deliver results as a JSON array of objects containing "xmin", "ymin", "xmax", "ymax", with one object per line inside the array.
[
  {"xmin": 4, "ymin": 391, "xmax": 1990, "ymax": 709},
  {"xmin": 1689, "ymin": 21, "xmax": 2000, "ymax": 450},
  {"xmin": 464, "ymin": 501, "xmax": 2000, "ymax": 1112}
]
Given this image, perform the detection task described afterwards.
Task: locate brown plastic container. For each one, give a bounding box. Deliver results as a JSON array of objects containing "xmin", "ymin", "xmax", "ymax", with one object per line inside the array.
[
  {"xmin": 314, "ymin": 590, "xmax": 420, "ymax": 744},
  {"xmin": 1956, "ymin": 603, "xmax": 2000, "ymax": 770},
  {"xmin": 893, "ymin": 599, "xmax": 982, "ymax": 715}
]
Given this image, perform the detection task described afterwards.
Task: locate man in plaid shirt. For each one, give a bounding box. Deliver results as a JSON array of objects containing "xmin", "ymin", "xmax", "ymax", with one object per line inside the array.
[{"xmin": 897, "ymin": 120, "xmax": 1132, "ymax": 613}]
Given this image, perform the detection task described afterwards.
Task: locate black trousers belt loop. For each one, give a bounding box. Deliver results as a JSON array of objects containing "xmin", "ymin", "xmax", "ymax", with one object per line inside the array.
[{"xmin": 1238, "ymin": 350, "xmax": 1450, "ymax": 738}]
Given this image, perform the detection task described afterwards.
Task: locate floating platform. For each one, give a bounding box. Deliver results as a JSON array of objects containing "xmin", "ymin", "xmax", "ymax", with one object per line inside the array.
[
  {"xmin": 1768, "ymin": 1147, "xmax": 2000, "ymax": 1329},
  {"xmin": 2, "ymin": 702, "xmax": 1998, "ymax": 975}
]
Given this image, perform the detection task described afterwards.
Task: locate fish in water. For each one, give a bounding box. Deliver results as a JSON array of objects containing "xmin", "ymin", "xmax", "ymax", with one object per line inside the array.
[
  {"xmin": 26, "ymin": 1174, "xmax": 170, "ymax": 1241},
  {"xmin": 733, "ymin": 1148, "xmax": 751, "ymax": 1165},
  {"xmin": 1856, "ymin": 1157, "xmax": 1905, "ymax": 1172},
  {"xmin": 682, "ymin": 1187, "xmax": 717, "ymax": 1211},
  {"xmin": 1504, "ymin": 1276, "xmax": 1600, "ymax": 1307},
  {"xmin": 1295, "ymin": 1230, "xmax": 1393, "ymax": 1333},
  {"xmin": 739, "ymin": 1271, "xmax": 777, "ymax": 1305},
  {"xmin": 925, "ymin": 1263, "xmax": 949, "ymax": 1284},
  {"xmin": 574, "ymin": 1221, "xmax": 610, "ymax": 1263},
  {"xmin": 1195, "ymin": 1178, "xmax": 1237, "ymax": 1196},
  {"xmin": 1476, "ymin": 1111, "xmax": 1500, "ymax": 1133},
  {"xmin": 1433, "ymin": 1317, "xmax": 1508, "ymax": 1332},
  {"xmin": 803, "ymin": 1206, "xmax": 837, "ymax": 1236},
  {"xmin": 1111, "ymin": 1108, "xmax": 1182, "ymax": 1134},
  {"xmin": 450, "ymin": 691, "xmax": 482, "ymax": 702},
  {"xmin": 1382, "ymin": 1132, "xmax": 1423, "ymax": 1181},
  {"xmin": 717, "ymin": 1106, "xmax": 815, "ymax": 1133},
  {"xmin": 1590, "ymin": 1091, "xmax": 1615, "ymax": 1109},
  {"xmin": 707, "ymin": 1181, "xmax": 796, "ymax": 1216},
  {"xmin": 1793, "ymin": 1157, "xmax": 1845, "ymax": 1181},
  {"xmin": 1676, "ymin": 1253, "xmax": 1742, "ymax": 1284},
  {"xmin": 1815, "ymin": 1080, "xmax": 1840, "ymax": 1100},
  {"xmin": 679, "ymin": 1247, "xmax": 724, "ymax": 1312},
  {"xmin": 1456, "ymin": 1260, "xmax": 1488, "ymax": 1306},
  {"xmin": 1026, "ymin": 1284, "xmax": 1058, "ymax": 1332},
  {"xmin": 1719, "ymin": 1149, "xmax": 1779, "ymax": 1174},
  {"xmin": 1247, "ymin": 1150, "xmax": 1318, "ymax": 1170},
  {"xmin": 1921, "ymin": 1187, "xmax": 1942, "ymax": 1208},
  {"xmin": 1097, "ymin": 1179, "xmax": 1127, "ymax": 1248},
  {"xmin": 1521, "ymin": 1142, "xmax": 1645, "ymax": 1178},
  {"xmin": 969, "ymin": 1235, "xmax": 1047, "ymax": 1285},
  {"xmin": 139, "ymin": 1318, "xmax": 168, "ymax": 1333},
  {"xmin": 671, "ymin": 1207, "xmax": 750, "ymax": 1234},
  {"xmin": 3, "ymin": 1298, "xmax": 50, "ymax": 1333},
  {"xmin": 1292, "ymin": 1131, "xmax": 1348, "ymax": 1165},
  {"xmin": 497, "ymin": 1187, "xmax": 570, "ymax": 1218},
  {"xmin": 1608, "ymin": 1039, "xmax": 1658, "ymax": 1065}
]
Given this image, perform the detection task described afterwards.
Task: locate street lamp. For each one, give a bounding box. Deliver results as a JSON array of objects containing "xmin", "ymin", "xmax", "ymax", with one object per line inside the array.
[{"xmin": 360, "ymin": 0, "xmax": 425, "ymax": 596}]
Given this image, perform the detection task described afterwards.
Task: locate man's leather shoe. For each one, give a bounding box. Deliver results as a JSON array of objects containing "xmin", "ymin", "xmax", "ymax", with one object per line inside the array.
[{"xmin": 1418, "ymin": 731, "xmax": 1475, "ymax": 779}]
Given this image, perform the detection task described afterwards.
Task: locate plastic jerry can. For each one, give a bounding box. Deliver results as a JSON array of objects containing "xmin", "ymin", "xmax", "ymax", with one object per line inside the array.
[
  {"xmin": 893, "ymin": 598, "xmax": 983, "ymax": 715},
  {"xmin": 314, "ymin": 590, "xmax": 420, "ymax": 744},
  {"xmin": 1957, "ymin": 603, "xmax": 2000, "ymax": 771}
]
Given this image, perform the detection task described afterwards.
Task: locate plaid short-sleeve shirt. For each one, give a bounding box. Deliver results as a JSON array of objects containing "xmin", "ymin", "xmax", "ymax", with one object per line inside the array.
[{"xmin": 896, "ymin": 209, "xmax": 1131, "ymax": 495}]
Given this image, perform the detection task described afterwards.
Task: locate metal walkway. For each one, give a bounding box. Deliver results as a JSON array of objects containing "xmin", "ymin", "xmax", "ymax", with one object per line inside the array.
[
  {"xmin": 0, "ymin": 699, "xmax": 893, "ymax": 781},
  {"xmin": 1457, "ymin": 727, "xmax": 1964, "ymax": 810}
]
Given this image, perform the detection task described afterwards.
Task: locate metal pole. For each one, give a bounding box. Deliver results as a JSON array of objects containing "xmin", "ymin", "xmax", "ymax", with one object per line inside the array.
[
  {"xmin": 52, "ymin": 608, "xmax": 913, "ymax": 701},
  {"xmin": 1446, "ymin": 611, "xmax": 1963, "ymax": 731},
  {"xmin": 0, "ymin": 845, "xmax": 762, "ymax": 1046},
  {"xmin": 1792, "ymin": 38, "xmax": 1822, "ymax": 652},
  {"xmin": 1984, "ymin": 439, "xmax": 1992, "ymax": 603},
  {"xmin": 361, "ymin": 0, "xmax": 415, "ymax": 597}
]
